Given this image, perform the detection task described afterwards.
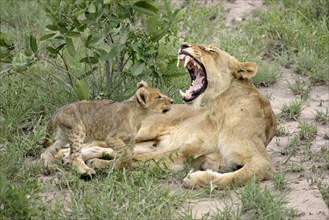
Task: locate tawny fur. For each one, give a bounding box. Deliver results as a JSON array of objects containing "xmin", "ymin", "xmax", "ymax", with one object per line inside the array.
[{"xmin": 40, "ymin": 81, "xmax": 173, "ymax": 175}]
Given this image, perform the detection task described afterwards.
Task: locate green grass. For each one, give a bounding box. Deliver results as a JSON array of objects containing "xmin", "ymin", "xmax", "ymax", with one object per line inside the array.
[
  {"xmin": 252, "ymin": 62, "xmax": 280, "ymax": 87},
  {"xmin": 297, "ymin": 122, "xmax": 317, "ymax": 142},
  {"xmin": 271, "ymin": 171, "xmax": 290, "ymax": 191},
  {"xmin": 1, "ymin": 0, "xmax": 328, "ymax": 219},
  {"xmin": 287, "ymin": 77, "xmax": 311, "ymax": 100},
  {"xmin": 280, "ymin": 100, "xmax": 304, "ymax": 120},
  {"xmin": 243, "ymin": 0, "xmax": 329, "ymax": 84},
  {"xmin": 314, "ymin": 108, "xmax": 329, "ymax": 125},
  {"xmin": 318, "ymin": 182, "xmax": 329, "ymax": 207},
  {"xmin": 39, "ymin": 167, "xmax": 188, "ymax": 219},
  {"xmin": 238, "ymin": 178, "xmax": 293, "ymax": 220}
]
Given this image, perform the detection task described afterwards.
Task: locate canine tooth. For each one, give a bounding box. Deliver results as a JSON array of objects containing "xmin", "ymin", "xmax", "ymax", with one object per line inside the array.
[
  {"xmin": 184, "ymin": 57, "xmax": 190, "ymax": 67},
  {"xmin": 179, "ymin": 90, "xmax": 186, "ymax": 97},
  {"xmin": 177, "ymin": 58, "xmax": 181, "ymax": 67}
]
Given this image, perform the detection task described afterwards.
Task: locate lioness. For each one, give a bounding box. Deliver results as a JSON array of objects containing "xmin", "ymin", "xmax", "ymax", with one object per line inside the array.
[
  {"xmin": 41, "ymin": 81, "xmax": 173, "ymax": 175},
  {"xmin": 128, "ymin": 43, "xmax": 276, "ymax": 188}
]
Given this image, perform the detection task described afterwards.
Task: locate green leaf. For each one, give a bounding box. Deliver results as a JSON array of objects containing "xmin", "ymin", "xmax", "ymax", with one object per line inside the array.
[
  {"xmin": 120, "ymin": 30, "xmax": 128, "ymax": 44},
  {"xmin": 168, "ymin": 9, "xmax": 180, "ymax": 25},
  {"xmin": 29, "ymin": 35, "xmax": 38, "ymax": 53},
  {"xmin": 102, "ymin": 44, "xmax": 122, "ymax": 60},
  {"xmin": 104, "ymin": 0, "xmax": 112, "ymax": 4},
  {"xmin": 78, "ymin": 24, "xmax": 87, "ymax": 32},
  {"xmin": 24, "ymin": 49, "xmax": 33, "ymax": 57},
  {"xmin": 88, "ymin": 3, "xmax": 96, "ymax": 13},
  {"xmin": 0, "ymin": 32, "xmax": 13, "ymax": 47},
  {"xmin": 72, "ymin": 8, "xmax": 87, "ymax": 17},
  {"xmin": 59, "ymin": 26, "xmax": 68, "ymax": 34},
  {"xmin": 46, "ymin": 46, "xmax": 57, "ymax": 54},
  {"xmin": 162, "ymin": 61, "xmax": 185, "ymax": 77},
  {"xmin": 157, "ymin": 42, "xmax": 166, "ymax": 58},
  {"xmin": 74, "ymin": 79, "xmax": 89, "ymax": 100},
  {"xmin": 131, "ymin": 62, "xmax": 145, "ymax": 76},
  {"xmin": 12, "ymin": 63, "xmax": 28, "ymax": 73},
  {"xmin": 146, "ymin": 16, "xmax": 158, "ymax": 33},
  {"xmin": 40, "ymin": 33, "xmax": 56, "ymax": 41},
  {"xmin": 88, "ymin": 34, "xmax": 104, "ymax": 46},
  {"xmin": 67, "ymin": 31, "xmax": 80, "ymax": 38},
  {"xmin": 56, "ymin": 43, "xmax": 66, "ymax": 52},
  {"xmin": 132, "ymin": 1, "xmax": 158, "ymax": 15},
  {"xmin": 150, "ymin": 31, "xmax": 166, "ymax": 42},
  {"xmin": 46, "ymin": 24, "xmax": 58, "ymax": 31},
  {"xmin": 80, "ymin": 56, "xmax": 99, "ymax": 64},
  {"xmin": 66, "ymin": 38, "xmax": 76, "ymax": 56}
]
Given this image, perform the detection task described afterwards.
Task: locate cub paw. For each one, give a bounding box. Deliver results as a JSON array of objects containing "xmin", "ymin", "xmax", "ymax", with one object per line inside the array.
[{"xmin": 72, "ymin": 161, "xmax": 96, "ymax": 176}]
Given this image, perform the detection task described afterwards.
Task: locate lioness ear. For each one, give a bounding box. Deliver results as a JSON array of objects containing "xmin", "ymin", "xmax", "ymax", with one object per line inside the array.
[
  {"xmin": 137, "ymin": 80, "xmax": 148, "ymax": 88},
  {"xmin": 136, "ymin": 87, "xmax": 149, "ymax": 108},
  {"xmin": 233, "ymin": 62, "xmax": 257, "ymax": 79}
]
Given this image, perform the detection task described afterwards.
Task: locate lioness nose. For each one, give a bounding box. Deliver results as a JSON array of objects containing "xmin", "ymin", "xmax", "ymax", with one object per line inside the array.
[{"xmin": 181, "ymin": 43, "xmax": 189, "ymax": 50}]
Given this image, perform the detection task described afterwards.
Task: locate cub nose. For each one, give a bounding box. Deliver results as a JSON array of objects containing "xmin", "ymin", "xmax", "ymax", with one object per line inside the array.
[{"xmin": 181, "ymin": 43, "xmax": 189, "ymax": 50}]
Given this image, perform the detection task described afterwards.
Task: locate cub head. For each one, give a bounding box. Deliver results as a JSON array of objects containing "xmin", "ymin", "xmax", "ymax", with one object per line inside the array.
[
  {"xmin": 177, "ymin": 43, "xmax": 257, "ymax": 102},
  {"xmin": 135, "ymin": 80, "xmax": 173, "ymax": 114}
]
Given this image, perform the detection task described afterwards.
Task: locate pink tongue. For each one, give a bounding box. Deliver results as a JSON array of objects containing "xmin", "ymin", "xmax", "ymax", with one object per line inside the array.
[
  {"xmin": 187, "ymin": 78, "xmax": 202, "ymax": 94},
  {"xmin": 186, "ymin": 70, "xmax": 204, "ymax": 94}
]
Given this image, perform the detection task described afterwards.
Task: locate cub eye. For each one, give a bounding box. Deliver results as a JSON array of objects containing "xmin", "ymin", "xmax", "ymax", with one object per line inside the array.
[{"xmin": 157, "ymin": 95, "xmax": 163, "ymax": 99}]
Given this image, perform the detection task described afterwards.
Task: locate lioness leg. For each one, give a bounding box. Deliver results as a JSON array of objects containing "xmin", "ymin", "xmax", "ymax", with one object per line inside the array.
[
  {"xmin": 56, "ymin": 141, "xmax": 111, "ymax": 160},
  {"xmin": 57, "ymin": 146, "xmax": 116, "ymax": 164},
  {"xmin": 183, "ymin": 156, "xmax": 272, "ymax": 189}
]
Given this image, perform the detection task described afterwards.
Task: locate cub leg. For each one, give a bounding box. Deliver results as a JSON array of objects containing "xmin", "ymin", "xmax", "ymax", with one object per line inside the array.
[
  {"xmin": 41, "ymin": 127, "xmax": 68, "ymax": 173},
  {"xmin": 66, "ymin": 128, "xmax": 95, "ymax": 176}
]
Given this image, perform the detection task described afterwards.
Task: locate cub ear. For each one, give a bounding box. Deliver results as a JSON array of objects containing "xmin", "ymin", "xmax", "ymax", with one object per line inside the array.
[
  {"xmin": 233, "ymin": 62, "xmax": 257, "ymax": 79},
  {"xmin": 136, "ymin": 87, "xmax": 149, "ymax": 108},
  {"xmin": 137, "ymin": 80, "xmax": 148, "ymax": 88}
]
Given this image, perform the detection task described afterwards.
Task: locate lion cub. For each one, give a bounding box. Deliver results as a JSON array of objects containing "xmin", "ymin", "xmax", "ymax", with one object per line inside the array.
[{"xmin": 41, "ymin": 81, "xmax": 173, "ymax": 175}]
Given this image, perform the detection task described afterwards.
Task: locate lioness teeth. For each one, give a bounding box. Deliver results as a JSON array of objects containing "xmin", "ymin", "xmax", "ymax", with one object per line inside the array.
[
  {"xmin": 184, "ymin": 57, "xmax": 190, "ymax": 67},
  {"xmin": 179, "ymin": 90, "xmax": 186, "ymax": 97},
  {"xmin": 177, "ymin": 59, "xmax": 181, "ymax": 67}
]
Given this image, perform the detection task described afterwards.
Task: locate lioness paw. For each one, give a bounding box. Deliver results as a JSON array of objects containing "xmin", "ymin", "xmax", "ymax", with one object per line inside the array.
[{"xmin": 183, "ymin": 170, "xmax": 225, "ymax": 188}]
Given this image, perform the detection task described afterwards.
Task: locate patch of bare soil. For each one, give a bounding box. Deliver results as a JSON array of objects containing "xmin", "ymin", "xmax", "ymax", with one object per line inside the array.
[
  {"xmin": 221, "ymin": 0, "xmax": 263, "ymax": 28},
  {"xmin": 260, "ymin": 67, "xmax": 328, "ymax": 220},
  {"xmin": 184, "ymin": 0, "xmax": 329, "ymax": 219}
]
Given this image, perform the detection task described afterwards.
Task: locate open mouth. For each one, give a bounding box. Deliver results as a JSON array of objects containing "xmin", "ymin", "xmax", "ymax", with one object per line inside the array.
[{"xmin": 177, "ymin": 52, "xmax": 207, "ymax": 102}]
